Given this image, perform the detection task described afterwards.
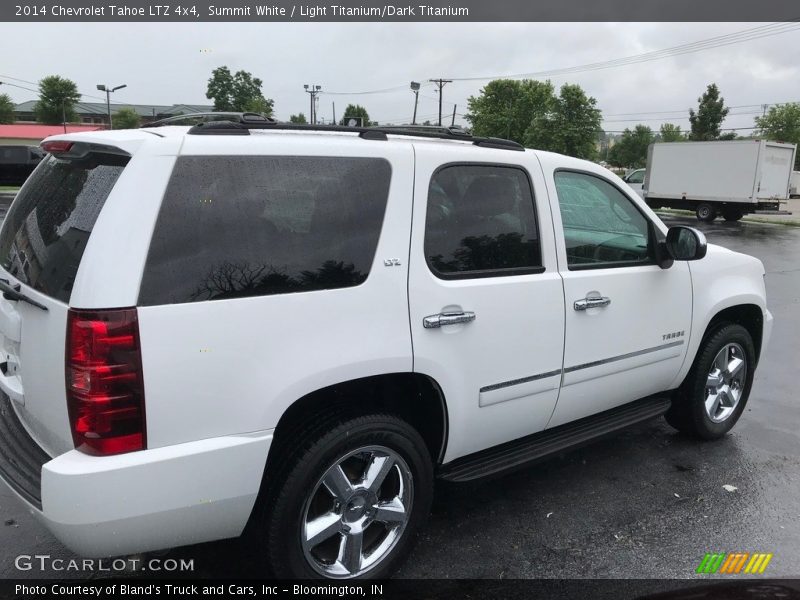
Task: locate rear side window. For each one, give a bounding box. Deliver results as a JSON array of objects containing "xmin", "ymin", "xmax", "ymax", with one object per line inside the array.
[
  {"xmin": 424, "ymin": 164, "xmax": 542, "ymax": 278},
  {"xmin": 139, "ymin": 156, "xmax": 391, "ymax": 305},
  {"xmin": 0, "ymin": 154, "xmax": 127, "ymax": 302}
]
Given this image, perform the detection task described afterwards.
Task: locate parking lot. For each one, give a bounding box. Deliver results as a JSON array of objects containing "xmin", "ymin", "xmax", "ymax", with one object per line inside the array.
[{"xmin": 1, "ymin": 213, "xmax": 798, "ymax": 580}]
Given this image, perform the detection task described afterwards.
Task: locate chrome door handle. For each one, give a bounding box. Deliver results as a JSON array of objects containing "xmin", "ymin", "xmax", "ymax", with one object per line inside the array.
[
  {"xmin": 423, "ymin": 311, "xmax": 476, "ymax": 329},
  {"xmin": 574, "ymin": 296, "xmax": 611, "ymax": 311}
]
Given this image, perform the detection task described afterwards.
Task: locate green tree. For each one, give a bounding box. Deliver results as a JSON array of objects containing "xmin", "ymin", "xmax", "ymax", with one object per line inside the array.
[
  {"xmin": 466, "ymin": 79, "xmax": 555, "ymax": 144},
  {"xmin": 659, "ymin": 123, "xmax": 684, "ymax": 142},
  {"xmin": 112, "ymin": 107, "xmax": 140, "ymax": 130},
  {"xmin": 608, "ymin": 125, "xmax": 655, "ymax": 168},
  {"xmin": 0, "ymin": 93, "xmax": 14, "ymax": 124},
  {"xmin": 339, "ymin": 104, "xmax": 371, "ymax": 127},
  {"xmin": 524, "ymin": 83, "xmax": 602, "ymax": 159},
  {"xmin": 289, "ymin": 113, "xmax": 307, "ymax": 124},
  {"xmin": 689, "ymin": 83, "xmax": 730, "ymax": 141},
  {"xmin": 34, "ymin": 75, "xmax": 81, "ymax": 124},
  {"xmin": 755, "ymin": 102, "xmax": 800, "ymax": 169},
  {"xmin": 205, "ymin": 66, "xmax": 274, "ymax": 116}
]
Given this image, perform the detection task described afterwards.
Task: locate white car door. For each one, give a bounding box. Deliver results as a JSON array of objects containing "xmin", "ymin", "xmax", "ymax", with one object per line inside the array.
[
  {"xmin": 409, "ymin": 144, "xmax": 565, "ymax": 462},
  {"xmin": 542, "ymin": 161, "xmax": 692, "ymax": 428}
]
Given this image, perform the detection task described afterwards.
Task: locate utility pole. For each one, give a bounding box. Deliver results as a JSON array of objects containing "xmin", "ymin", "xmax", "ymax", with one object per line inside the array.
[
  {"xmin": 304, "ymin": 84, "xmax": 322, "ymax": 124},
  {"xmin": 332, "ymin": 102, "xmax": 336, "ymax": 125},
  {"xmin": 451, "ymin": 104, "xmax": 457, "ymax": 127},
  {"xmin": 410, "ymin": 81, "xmax": 420, "ymax": 125},
  {"xmin": 762, "ymin": 103, "xmax": 769, "ymax": 117},
  {"xmin": 96, "ymin": 83, "xmax": 127, "ymax": 129},
  {"xmin": 429, "ymin": 78, "xmax": 452, "ymax": 126}
]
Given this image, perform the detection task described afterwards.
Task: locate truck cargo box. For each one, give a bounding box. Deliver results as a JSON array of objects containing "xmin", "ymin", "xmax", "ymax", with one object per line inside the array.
[{"xmin": 643, "ymin": 140, "xmax": 796, "ymax": 221}]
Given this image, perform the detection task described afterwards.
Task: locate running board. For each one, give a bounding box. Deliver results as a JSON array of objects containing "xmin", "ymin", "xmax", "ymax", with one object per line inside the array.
[{"xmin": 438, "ymin": 395, "xmax": 671, "ymax": 483}]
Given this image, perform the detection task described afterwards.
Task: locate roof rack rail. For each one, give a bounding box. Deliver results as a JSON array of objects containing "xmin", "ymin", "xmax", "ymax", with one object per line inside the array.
[
  {"xmin": 186, "ymin": 120, "xmax": 525, "ymax": 151},
  {"xmin": 145, "ymin": 112, "xmax": 276, "ymax": 128}
]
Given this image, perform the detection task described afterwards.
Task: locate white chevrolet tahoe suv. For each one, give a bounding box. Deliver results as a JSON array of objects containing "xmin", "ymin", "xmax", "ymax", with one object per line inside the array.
[{"xmin": 0, "ymin": 117, "xmax": 772, "ymax": 579}]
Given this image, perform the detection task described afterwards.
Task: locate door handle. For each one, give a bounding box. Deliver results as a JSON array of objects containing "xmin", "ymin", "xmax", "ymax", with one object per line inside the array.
[
  {"xmin": 574, "ymin": 295, "xmax": 611, "ymax": 311},
  {"xmin": 423, "ymin": 311, "xmax": 476, "ymax": 329}
]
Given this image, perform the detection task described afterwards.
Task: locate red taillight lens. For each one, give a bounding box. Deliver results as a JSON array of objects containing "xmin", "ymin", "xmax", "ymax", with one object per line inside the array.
[
  {"xmin": 41, "ymin": 140, "xmax": 74, "ymax": 154},
  {"xmin": 66, "ymin": 309, "xmax": 146, "ymax": 456}
]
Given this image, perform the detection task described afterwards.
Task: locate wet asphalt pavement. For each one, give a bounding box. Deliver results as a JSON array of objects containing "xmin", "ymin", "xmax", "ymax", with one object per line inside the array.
[{"xmin": 1, "ymin": 214, "xmax": 798, "ymax": 581}]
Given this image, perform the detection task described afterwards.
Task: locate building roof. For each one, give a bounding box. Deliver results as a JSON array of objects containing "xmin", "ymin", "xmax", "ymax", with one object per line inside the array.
[
  {"xmin": 13, "ymin": 101, "xmax": 214, "ymax": 118},
  {"xmin": 0, "ymin": 124, "xmax": 104, "ymax": 139}
]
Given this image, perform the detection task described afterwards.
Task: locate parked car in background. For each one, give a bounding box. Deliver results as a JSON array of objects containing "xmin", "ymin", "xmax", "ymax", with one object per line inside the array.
[
  {"xmin": 622, "ymin": 168, "xmax": 646, "ymax": 198},
  {"xmin": 643, "ymin": 140, "xmax": 796, "ymax": 221},
  {"xmin": 0, "ymin": 119, "xmax": 772, "ymax": 579},
  {"xmin": 0, "ymin": 145, "xmax": 44, "ymax": 186}
]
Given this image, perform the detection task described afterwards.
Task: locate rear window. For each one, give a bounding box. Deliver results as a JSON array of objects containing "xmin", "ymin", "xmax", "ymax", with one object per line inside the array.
[
  {"xmin": 0, "ymin": 154, "xmax": 127, "ymax": 303},
  {"xmin": 139, "ymin": 156, "xmax": 392, "ymax": 305}
]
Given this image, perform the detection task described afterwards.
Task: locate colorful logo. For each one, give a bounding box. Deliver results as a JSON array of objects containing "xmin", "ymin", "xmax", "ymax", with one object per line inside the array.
[{"xmin": 696, "ymin": 552, "xmax": 773, "ymax": 574}]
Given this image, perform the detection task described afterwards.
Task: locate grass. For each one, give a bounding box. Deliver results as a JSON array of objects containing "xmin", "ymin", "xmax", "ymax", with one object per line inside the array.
[
  {"xmin": 656, "ymin": 209, "xmax": 800, "ymax": 227},
  {"xmin": 741, "ymin": 216, "xmax": 800, "ymax": 227},
  {"xmin": 0, "ymin": 186, "xmax": 20, "ymax": 192}
]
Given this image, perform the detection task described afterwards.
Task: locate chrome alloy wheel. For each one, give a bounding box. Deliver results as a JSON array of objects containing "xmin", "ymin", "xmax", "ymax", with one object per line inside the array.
[
  {"xmin": 705, "ymin": 342, "xmax": 747, "ymax": 423},
  {"xmin": 301, "ymin": 446, "xmax": 413, "ymax": 578}
]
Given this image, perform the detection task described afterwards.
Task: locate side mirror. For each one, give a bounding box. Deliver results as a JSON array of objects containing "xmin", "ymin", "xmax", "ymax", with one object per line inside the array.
[{"xmin": 665, "ymin": 226, "xmax": 707, "ymax": 261}]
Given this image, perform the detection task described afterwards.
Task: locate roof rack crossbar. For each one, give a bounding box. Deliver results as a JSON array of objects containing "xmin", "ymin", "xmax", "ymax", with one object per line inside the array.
[{"xmin": 185, "ymin": 121, "xmax": 524, "ymax": 150}]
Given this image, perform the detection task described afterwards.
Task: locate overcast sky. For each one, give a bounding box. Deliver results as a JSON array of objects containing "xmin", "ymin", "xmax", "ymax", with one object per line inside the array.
[{"xmin": 1, "ymin": 22, "xmax": 798, "ymax": 132}]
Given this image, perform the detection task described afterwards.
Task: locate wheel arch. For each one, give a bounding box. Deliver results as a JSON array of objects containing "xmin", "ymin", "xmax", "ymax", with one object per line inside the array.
[
  {"xmin": 703, "ymin": 304, "xmax": 764, "ymax": 365},
  {"xmin": 267, "ymin": 372, "xmax": 449, "ymax": 470}
]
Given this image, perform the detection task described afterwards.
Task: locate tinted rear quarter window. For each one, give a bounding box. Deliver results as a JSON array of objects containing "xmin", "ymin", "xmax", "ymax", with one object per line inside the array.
[
  {"xmin": 139, "ymin": 156, "xmax": 392, "ymax": 305},
  {"xmin": 0, "ymin": 154, "xmax": 127, "ymax": 302}
]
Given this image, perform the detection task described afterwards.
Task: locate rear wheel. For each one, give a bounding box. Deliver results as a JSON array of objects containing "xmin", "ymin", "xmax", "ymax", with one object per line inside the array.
[
  {"xmin": 722, "ymin": 208, "xmax": 744, "ymax": 222},
  {"xmin": 665, "ymin": 323, "xmax": 755, "ymax": 440},
  {"xmin": 254, "ymin": 413, "xmax": 433, "ymax": 579},
  {"xmin": 696, "ymin": 203, "xmax": 717, "ymax": 222}
]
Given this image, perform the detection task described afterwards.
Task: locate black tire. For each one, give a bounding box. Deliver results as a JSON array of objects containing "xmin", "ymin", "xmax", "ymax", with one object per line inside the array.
[
  {"xmin": 252, "ymin": 413, "xmax": 433, "ymax": 579},
  {"xmin": 722, "ymin": 208, "xmax": 744, "ymax": 222},
  {"xmin": 696, "ymin": 203, "xmax": 717, "ymax": 222},
  {"xmin": 665, "ymin": 323, "xmax": 756, "ymax": 440}
]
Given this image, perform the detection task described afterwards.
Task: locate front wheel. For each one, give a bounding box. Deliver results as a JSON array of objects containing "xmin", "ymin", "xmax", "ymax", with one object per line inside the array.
[
  {"xmin": 665, "ymin": 323, "xmax": 756, "ymax": 440},
  {"xmin": 254, "ymin": 414, "xmax": 433, "ymax": 579}
]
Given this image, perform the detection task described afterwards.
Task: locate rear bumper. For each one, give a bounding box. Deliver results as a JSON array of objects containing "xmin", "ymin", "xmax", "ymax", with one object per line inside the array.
[{"xmin": 2, "ymin": 429, "xmax": 272, "ymax": 557}]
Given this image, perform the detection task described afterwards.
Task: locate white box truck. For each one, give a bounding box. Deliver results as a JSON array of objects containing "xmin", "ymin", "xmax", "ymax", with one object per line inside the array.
[{"xmin": 643, "ymin": 140, "xmax": 797, "ymax": 221}]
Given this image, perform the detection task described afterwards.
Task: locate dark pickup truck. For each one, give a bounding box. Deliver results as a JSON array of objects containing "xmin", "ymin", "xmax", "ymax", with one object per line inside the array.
[{"xmin": 0, "ymin": 145, "xmax": 43, "ymax": 186}]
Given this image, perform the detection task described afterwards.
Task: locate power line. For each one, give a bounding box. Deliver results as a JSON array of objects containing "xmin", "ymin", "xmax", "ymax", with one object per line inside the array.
[
  {"xmin": 324, "ymin": 83, "xmax": 433, "ymax": 96},
  {"xmin": 601, "ymin": 100, "xmax": 799, "ymax": 118},
  {"xmin": 0, "ymin": 72, "xmax": 123, "ymax": 103},
  {"xmin": 448, "ymin": 22, "xmax": 800, "ymax": 82}
]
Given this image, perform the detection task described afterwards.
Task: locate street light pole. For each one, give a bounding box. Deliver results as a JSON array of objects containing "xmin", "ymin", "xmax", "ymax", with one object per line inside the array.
[
  {"xmin": 96, "ymin": 83, "xmax": 127, "ymax": 129},
  {"xmin": 304, "ymin": 84, "xmax": 322, "ymax": 124},
  {"xmin": 410, "ymin": 81, "xmax": 420, "ymax": 125}
]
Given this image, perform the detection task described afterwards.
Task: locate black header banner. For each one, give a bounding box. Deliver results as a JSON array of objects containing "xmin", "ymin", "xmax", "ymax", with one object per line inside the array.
[{"xmin": 2, "ymin": 0, "xmax": 800, "ymax": 22}]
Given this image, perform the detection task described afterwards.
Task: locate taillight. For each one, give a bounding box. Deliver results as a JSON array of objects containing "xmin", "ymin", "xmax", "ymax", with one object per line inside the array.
[
  {"xmin": 41, "ymin": 140, "xmax": 74, "ymax": 154},
  {"xmin": 66, "ymin": 309, "xmax": 146, "ymax": 456}
]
